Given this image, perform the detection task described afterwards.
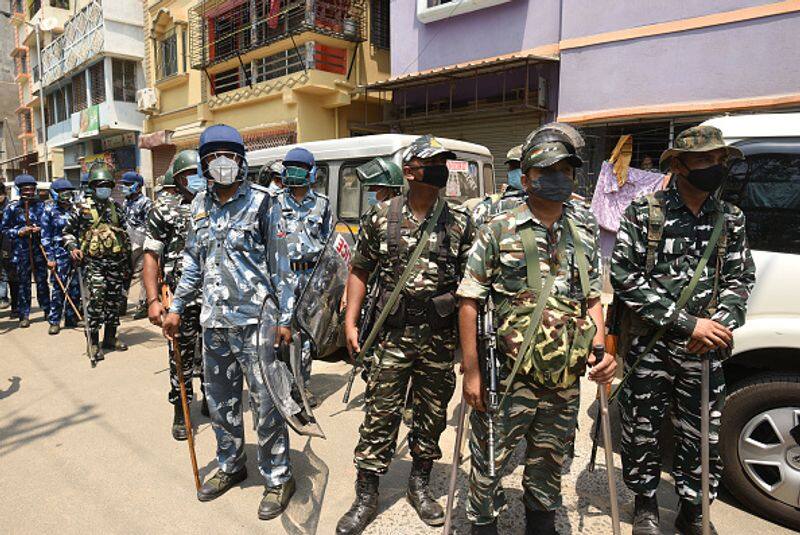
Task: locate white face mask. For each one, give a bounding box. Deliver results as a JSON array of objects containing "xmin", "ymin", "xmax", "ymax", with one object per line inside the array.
[{"xmin": 208, "ymin": 155, "xmax": 240, "ymax": 186}]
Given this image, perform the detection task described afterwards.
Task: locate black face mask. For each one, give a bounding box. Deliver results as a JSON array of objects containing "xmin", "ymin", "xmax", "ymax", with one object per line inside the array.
[
  {"xmin": 684, "ymin": 163, "xmax": 727, "ymax": 192},
  {"xmin": 420, "ymin": 165, "xmax": 449, "ymax": 188},
  {"xmin": 528, "ymin": 170, "xmax": 573, "ymax": 202}
]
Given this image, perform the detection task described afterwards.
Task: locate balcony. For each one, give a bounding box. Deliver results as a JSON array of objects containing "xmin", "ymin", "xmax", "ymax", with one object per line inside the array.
[
  {"xmin": 46, "ymin": 100, "xmax": 144, "ymax": 149},
  {"xmin": 17, "ymin": 1, "xmax": 71, "ymax": 45},
  {"xmin": 189, "ymin": 0, "xmax": 364, "ymax": 70}
]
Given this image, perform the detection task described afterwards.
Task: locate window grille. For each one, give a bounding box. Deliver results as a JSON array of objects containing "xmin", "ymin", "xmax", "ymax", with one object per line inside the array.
[
  {"xmin": 112, "ymin": 59, "xmax": 137, "ymax": 103},
  {"xmin": 211, "ymin": 65, "xmax": 251, "ymax": 95},
  {"xmin": 156, "ymin": 30, "xmax": 179, "ymax": 80},
  {"xmin": 89, "ymin": 61, "xmax": 105, "ymax": 104},
  {"xmin": 72, "ymin": 71, "xmax": 87, "ymax": 111},
  {"xmin": 251, "ymin": 49, "xmax": 305, "ymax": 83},
  {"xmin": 370, "ymin": 0, "xmax": 389, "ymax": 49}
]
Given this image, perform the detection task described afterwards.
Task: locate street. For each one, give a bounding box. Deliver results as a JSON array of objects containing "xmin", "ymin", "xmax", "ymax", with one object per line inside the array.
[{"xmin": 0, "ymin": 301, "xmax": 792, "ymax": 535}]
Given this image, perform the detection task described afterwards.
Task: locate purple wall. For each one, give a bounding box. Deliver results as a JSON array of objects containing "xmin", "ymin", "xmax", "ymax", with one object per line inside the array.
[
  {"xmin": 390, "ymin": 0, "xmax": 562, "ymax": 77},
  {"xmin": 558, "ymin": 13, "xmax": 800, "ymax": 117}
]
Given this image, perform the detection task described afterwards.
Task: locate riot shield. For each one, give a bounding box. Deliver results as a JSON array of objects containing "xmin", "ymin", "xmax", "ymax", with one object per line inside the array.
[{"xmin": 257, "ymin": 293, "xmax": 325, "ymax": 438}]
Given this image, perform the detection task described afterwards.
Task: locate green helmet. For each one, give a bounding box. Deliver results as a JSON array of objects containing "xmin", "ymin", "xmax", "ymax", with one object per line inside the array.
[
  {"xmin": 356, "ymin": 158, "xmax": 403, "ymax": 188},
  {"xmin": 162, "ymin": 168, "xmax": 175, "ymax": 187},
  {"xmin": 171, "ymin": 149, "xmax": 199, "ymax": 177},
  {"xmin": 88, "ymin": 164, "xmax": 115, "ymax": 185}
]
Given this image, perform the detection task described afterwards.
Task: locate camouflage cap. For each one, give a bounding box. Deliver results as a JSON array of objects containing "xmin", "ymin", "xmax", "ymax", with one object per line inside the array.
[
  {"xmin": 505, "ymin": 145, "xmax": 523, "ymax": 164},
  {"xmin": 402, "ymin": 134, "xmax": 456, "ymax": 163},
  {"xmin": 522, "ymin": 141, "xmax": 583, "ymax": 171},
  {"xmin": 659, "ymin": 125, "xmax": 744, "ymax": 166}
]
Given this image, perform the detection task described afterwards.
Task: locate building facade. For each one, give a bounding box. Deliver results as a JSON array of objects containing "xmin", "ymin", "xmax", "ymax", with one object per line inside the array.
[{"xmin": 139, "ymin": 0, "xmax": 392, "ymax": 184}]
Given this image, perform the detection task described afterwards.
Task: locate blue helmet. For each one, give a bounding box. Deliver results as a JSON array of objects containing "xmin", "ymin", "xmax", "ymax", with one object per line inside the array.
[
  {"xmin": 14, "ymin": 174, "xmax": 36, "ymax": 188},
  {"xmin": 282, "ymin": 147, "xmax": 316, "ymax": 187},
  {"xmin": 199, "ymin": 124, "xmax": 246, "ymax": 158},
  {"xmin": 199, "ymin": 124, "xmax": 247, "ymax": 185},
  {"xmin": 121, "ymin": 171, "xmax": 144, "ymax": 186},
  {"xmin": 51, "ymin": 178, "xmax": 74, "ymax": 191}
]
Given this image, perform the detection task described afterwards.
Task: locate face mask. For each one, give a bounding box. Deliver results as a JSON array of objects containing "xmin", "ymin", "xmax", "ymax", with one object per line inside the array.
[
  {"xmin": 528, "ymin": 169, "xmax": 573, "ymax": 202},
  {"xmin": 683, "ymin": 162, "xmax": 727, "ymax": 192},
  {"xmin": 20, "ymin": 188, "xmax": 36, "ymax": 200},
  {"xmin": 186, "ymin": 174, "xmax": 205, "ymax": 194},
  {"xmin": 94, "ymin": 187, "xmax": 113, "ymax": 200},
  {"xmin": 120, "ymin": 185, "xmax": 131, "ymax": 196},
  {"xmin": 208, "ymin": 155, "xmax": 240, "ymax": 185},
  {"xmin": 507, "ymin": 168, "xmax": 523, "ymax": 191},
  {"xmin": 267, "ymin": 181, "xmax": 282, "ymax": 194},
  {"xmin": 57, "ymin": 191, "xmax": 74, "ymax": 203},
  {"xmin": 421, "ymin": 165, "xmax": 449, "ymax": 188},
  {"xmin": 366, "ymin": 191, "xmax": 379, "ymax": 207}
]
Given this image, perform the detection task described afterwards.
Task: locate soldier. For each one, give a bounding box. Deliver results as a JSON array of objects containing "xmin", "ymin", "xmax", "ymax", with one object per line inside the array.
[
  {"xmin": 121, "ymin": 171, "xmax": 153, "ymax": 318},
  {"xmin": 161, "ymin": 125, "xmax": 297, "ymax": 520},
  {"xmin": 64, "ymin": 165, "xmax": 131, "ymax": 361},
  {"xmin": 256, "ymin": 159, "xmax": 284, "ymax": 195},
  {"xmin": 143, "ymin": 150, "xmax": 208, "ymax": 440},
  {"xmin": 470, "ymin": 145, "xmax": 526, "ymax": 227},
  {"xmin": 356, "ymin": 157, "xmax": 403, "ymax": 206},
  {"xmin": 611, "ymin": 126, "xmax": 755, "ymax": 535},
  {"xmin": 456, "ymin": 125, "xmax": 616, "ymax": 535},
  {"xmin": 41, "ymin": 178, "xmax": 81, "ymax": 334},
  {"xmin": 1, "ymin": 174, "xmax": 50, "ymax": 327},
  {"xmin": 336, "ymin": 135, "xmax": 474, "ymax": 534},
  {"xmin": 275, "ymin": 147, "xmax": 333, "ymax": 405}
]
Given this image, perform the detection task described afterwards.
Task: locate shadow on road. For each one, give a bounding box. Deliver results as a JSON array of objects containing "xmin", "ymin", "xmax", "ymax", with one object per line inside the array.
[
  {"xmin": 0, "ymin": 403, "xmax": 99, "ymax": 457},
  {"xmin": 309, "ymin": 372, "xmax": 350, "ymax": 407},
  {"xmin": 0, "ymin": 376, "xmax": 21, "ymax": 400}
]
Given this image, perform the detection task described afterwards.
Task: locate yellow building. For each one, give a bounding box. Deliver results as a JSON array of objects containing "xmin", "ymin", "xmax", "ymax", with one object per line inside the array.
[{"xmin": 138, "ymin": 0, "xmax": 391, "ymax": 181}]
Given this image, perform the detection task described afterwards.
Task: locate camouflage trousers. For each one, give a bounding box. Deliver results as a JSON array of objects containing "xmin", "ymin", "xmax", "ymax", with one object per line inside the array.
[
  {"xmin": 14, "ymin": 245, "xmax": 50, "ymax": 319},
  {"xmin": 203, "ymin": 325, "xmax": 292, "ymax": 486},
  {"xmin": 83, "ymin": 255, "xmax": 127, "ymax": 331},
  {"xmin": 354, "ymin": 322, "xmax": 457, "ymax": 474},
  {"xmin": 620, "ymin": 336, "xmax": 725, "ymax": 504},
  {"xmin": 48, "ymin": 253, "xmax": 80, "ymax": 326},
  {"xmin": 123, "ymin": 237, "xmax": 146, "ymax": 308},
  {"xmin": 467, "ymin": 376, "xmax": 580, "ymax": 524},
  {"xmin": 295, "ymin": 268, "xmax": 314, "ymax": 385},
  {"xmin": 168, "ymin": 303, "xmax": 203, "ymax": 405}
]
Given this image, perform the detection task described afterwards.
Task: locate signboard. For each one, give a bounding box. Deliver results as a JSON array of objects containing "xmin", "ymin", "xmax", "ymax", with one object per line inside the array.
[
  {"xmin": 79, "ymin": 105, "xmax": 100, "ymax": 138},
  {"xmin": 81, "ymin": 152, "xmax": 116, "ymax": 173},
  {"xmin": 102, "ymin": 132, "xmax": 136, "ymax": 151},
  {"xmin": 446, "ymin": 160, "xmax": 468, "ymax": 172}
]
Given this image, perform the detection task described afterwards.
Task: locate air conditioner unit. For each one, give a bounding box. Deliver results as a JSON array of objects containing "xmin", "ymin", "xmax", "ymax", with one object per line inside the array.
[{"xmin": 136, "ymin": 88, "xmax": 159, "ymax": 113}]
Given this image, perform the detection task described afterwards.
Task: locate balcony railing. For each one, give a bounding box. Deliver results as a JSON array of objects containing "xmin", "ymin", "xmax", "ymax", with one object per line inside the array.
[
  {"xmin": 40, "ymin": 1, "xmax": 104, "ymax": 87},
  {"xmin": 189, "ymin": 0, "xmax": 364, "ymax": 70}
]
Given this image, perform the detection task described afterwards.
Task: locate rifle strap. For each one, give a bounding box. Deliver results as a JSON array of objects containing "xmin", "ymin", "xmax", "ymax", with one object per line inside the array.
[
  {"xmin": 611, "ymin": 209, "xmax": 726, "ymax": 401},
  {"xmin": 356, "ymin": 199, "xmax": 445, "ymax": 364}
]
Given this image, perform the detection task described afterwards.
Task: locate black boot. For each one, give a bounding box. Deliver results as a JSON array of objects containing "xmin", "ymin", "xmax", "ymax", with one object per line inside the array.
[
  {"xmin": 336, "ymin": 470, "xmax": 379, "ymax": 535},
  {"xmin": 89, "ymin": 330, "xmax": 104, "ymax": 362},
  {"xmin": 197, "ymin": 467, "xmax": 248, "ymax": 502},
  {"xmin": 201, "ymin": 397, "xmax": 210, "ymax": 417},
  {"xmin": 472, "ymin": 521, "xmax": 498, "ymax": 534},
  {"xmin": 675, "ymin": 500, "xmax": 717, "ymax": 535},
  {"xmin": 48, "ymin": 323, "xmax": 60, "ymax": 335},
  {"xmin": 258, "ymin": 477, "xmax": 296, "ymax": 520},
  {"xmin": 407, "ymin": 458, "xmax": 444, "ymax": 526},
  {"xmin": 632, "ymin": 494, "xmax": 660, "ymax": 535},
  {"xmin": 102, "ymin": 325, "xmax": 128, "ymax": 351},
  {"xmin": 172, "ymin": 403, "xmax": 188, "ymax": 441},
  {"xmin": 19, "ymin": 317, "xmax": 30, "ymax": 328},
  {"xmin": 525, "ymin": 507, "xmax": 556, "ymax": 535}
]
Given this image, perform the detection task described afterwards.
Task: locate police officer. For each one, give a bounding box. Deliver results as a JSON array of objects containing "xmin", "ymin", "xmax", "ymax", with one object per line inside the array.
[
  {"xmin": 470, "ymin": 145, "xmax": 526, "ymax": 227},
  {"xmin": 64, "ymin": 165, "xmax": 131, "ymax": 361},
  {"xmin": 1, "ymin": 174, "xmax": 50, "ymax": 327},
  {"xmin": 337, "ymin": 135, "xmax": 474, "ymax": 534},
  {"xmin": 143, "ymin": 150, "xmax": 208, "ymax": 441},
  {"xmin": 611, "ymin": 126, "xmax": 755, "ymax": 535},
  {"xmin": 256, "ymin": 160, "xmax": 284, "ymax": 195},
  {"xmin": 355, "ymin": 157, "xmax": 403, "ymax": 206},
  {"xmin": 0, "ymin": 184, "xmax": 12, "ymax": 310},
  {"xmin": 276, "ymin": 147, "xmax": 333, "ymax": 404},
  {"xmin": 162, "ymin": 125, "xmax": 297, "ymax": 520},
  {"xmin": 120, "ymin": 171, "xmax": 152, "ymax": 318},
  {"xmin": 41, "ymin": 178, "xmax": 81, "ymax": 334},
  {"xmin": 456, "ymin": 125, "xmax": 616, "ymax": 535}
]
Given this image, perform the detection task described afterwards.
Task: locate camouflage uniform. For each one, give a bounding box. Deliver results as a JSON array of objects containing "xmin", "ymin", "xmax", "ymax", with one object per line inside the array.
[
  {"xmin": 351, "ymin": 194, "xmax": 474, "ymax": 473},
  {"xmin": 276, "ymin": 188, "xmax": 333, "ymax": 383},
  {"xmin": 1, "ymin": 198, "xmax": 50, "ymax": 319},
  {"xmin": 170, "ymin": 182, "xmax": 296, "ymax": 485},
  {"xmin": 144, "ymin": 193, "xmax": 203, "ymax": 405},
  {"xmin": 470, "ymin": 188, "xmax": 526, "ymax": 229},
  {"xmin": 41, "ymin": 201, "xmax": 81, "ymax": 326},
  {"xmin": 456, "ymin": 200, "xmax": 602, "ymax": 523},
  {"xmin": 123, "ymin": 193, "xmax": 153, "ymax": 309},
  {"xmin": 611, "ymin": 185, "xmax": 755, "ymax": 504},
  {"xmin": 63, "ymin": 198, "xmax": 131, "ymax": 331}
]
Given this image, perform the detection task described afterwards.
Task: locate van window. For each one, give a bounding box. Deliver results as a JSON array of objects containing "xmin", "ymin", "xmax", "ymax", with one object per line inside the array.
[
  {"xmin": 444, "ymin": 160, "xmax": 480, "ymax": 204},
  {"xmin": 723, "ymin": 153, "xmax": 800, "ymax": 254},
  {"xmin": 483, "ymin": 163, "xmax": 494, "ymax": 195},
  {"xmin": 338, "ymin": 160, "xmax": 368, "ymax": 221},
  {"xmin": 314, "ymin": 163, "xmax": 329, "ymax": 196}
]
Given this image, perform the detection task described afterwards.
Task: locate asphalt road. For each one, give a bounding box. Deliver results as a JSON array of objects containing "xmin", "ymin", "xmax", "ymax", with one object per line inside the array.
[{"xmin": 0, "ymin": 303, "xmax": 793, "ymax": 534}]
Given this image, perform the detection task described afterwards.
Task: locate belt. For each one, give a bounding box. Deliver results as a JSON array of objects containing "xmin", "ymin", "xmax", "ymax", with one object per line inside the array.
[
  {"xmin": 404, "ymin": 297, "xmax": 429, "ymax": 326},
  {"xmin": 290, "ymin": 260, "xmax": 316, "ymax": 272}
]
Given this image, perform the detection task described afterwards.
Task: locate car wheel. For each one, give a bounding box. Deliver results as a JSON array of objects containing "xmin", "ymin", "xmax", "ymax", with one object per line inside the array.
[{"xmin": 721, "ymin": 372, "xmax": 800, "ymax": 530}]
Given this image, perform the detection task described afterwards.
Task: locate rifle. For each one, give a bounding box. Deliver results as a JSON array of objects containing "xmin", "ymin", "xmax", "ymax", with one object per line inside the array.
[
  {"xmin": 162, "ymin": 283, "xmax": 201, "ymax": 491},
  {"xmin": 342, "ymin": 281, "xmax": 380, "ymax": 404},
  {"xmin": 76, "ymin": 266, "xmax": 96, "ymax": 367},
  {"xmin": 479, "ymin": 301, "xmax": 499, "ymax": 477},
  {"xmin": 593, "ymin": 344, "xmax": 621, "ymax": 535}
]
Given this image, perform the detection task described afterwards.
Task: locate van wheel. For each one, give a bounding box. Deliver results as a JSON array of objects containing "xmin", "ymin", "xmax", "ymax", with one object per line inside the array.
[{"xmin": 721, "ymin": 372, "xmax": 800, "ymax": 530}]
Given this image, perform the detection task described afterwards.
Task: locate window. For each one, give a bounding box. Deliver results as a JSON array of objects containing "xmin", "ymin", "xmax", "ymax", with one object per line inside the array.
[
  {"xmin": 89, "ymin": 62, "xmax": 105, "ymax": 104},
  {"xmin": 416, "ymin": 0, "xmax": 512, "ymax": 24},
  {"xmin": 313, "ymin": 164, "xmax": 329, "ymax": 196},
  {"xmin": 50, "ymin": 0, "xmax": 69, "ymax": 8},
  {"xmin": 112, "ymin": 59, "xmax": 137, "ymax": 103},
  {"xmin": 482, "ymin": 163, "xmax": 494, "ymax": 195},
  {"xmin": 370, "ymin": 0, "xmax": 390, "ymax": 49},
  {"xmin": 157, "ymin": 30, "xmax": 179, "ymax": 80},
  {"xmin": 210, "ymin": 7, "xmax": 252, "ymax": 61},
  {"xmin": 722, "ymin": 153, "xmax": 800, "ymax": 254},
  {"xmin": 53, "ymin": 86, "xmax": 69, "ymax": 122},
  {"xmin": 252, "ymin": 49, "xmax": 305, "ymax": 83},
  {"xmin": 27, "ymin": 0, "xmax": 41, "ymax": 18},
  {"xmin": 45, "ymin": 93, "xmax": 56, "ymax": 126},
  {"xmin": 211, "ymin": 65, "xmax": 251, "ymax": 95},
  {"xmin": 442, "ymin": 160, "xmax": 480, "ymax": 204},
  {"xmin": 72, "ymin": 71, "xmax": 87, "ymax": 111},
  {"xmin": 18, "ymin": 109, "xmax": 32, "ymax": 133},
  {"xmin": 17, "ymin": 51, "xmax": 28, "ymax": 76},
  {"xmin": 338, "ymin": 161, "xmax": 369, "ymax": 221}
]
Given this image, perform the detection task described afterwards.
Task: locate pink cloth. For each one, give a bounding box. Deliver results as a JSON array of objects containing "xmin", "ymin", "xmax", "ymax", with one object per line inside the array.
[{"xmin": 590, "ymin": 160, "xmax": 666, "ymax": 233}]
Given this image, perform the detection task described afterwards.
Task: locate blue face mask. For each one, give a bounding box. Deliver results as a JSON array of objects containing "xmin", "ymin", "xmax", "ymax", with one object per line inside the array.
[
  {"xmin": 507, "ymin": 168, "xmax": 523, "ymax": 191},
  {"xmin": 94, "ymin": 187, "xmax": 113, "ymax": 200},
  {"xmin": 186, "ymin": 174, "xmax": 205, "ymax": 194},
  {"xmin": 366, "ymin": 191, "xmax": 379, "ymax": 207}
]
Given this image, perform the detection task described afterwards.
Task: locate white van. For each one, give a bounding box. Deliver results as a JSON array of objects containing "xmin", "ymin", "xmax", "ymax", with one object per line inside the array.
[
  {"xmin": 247, "ymin": 134, "xmax": 495, "ymax": 230},
  {"xmin": 702, "ymin": 113, "xmax": 800, "ymax": 530}
]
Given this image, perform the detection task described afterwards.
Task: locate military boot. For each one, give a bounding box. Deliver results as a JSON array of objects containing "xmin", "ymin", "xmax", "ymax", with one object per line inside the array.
[
  {"xmin": 89, "ymin": 330, "xmax": 104, "ymax": 362},
  {"xmin": 525, "ymin": 507, "xmax": 556, "ymax": 535},
  {"xmin": 632, "ymin": 494, "xmax": 660, "ymax": 535},
  {"xmin": 102, "ymin": 325, "xmax": 128, "ymax": 351},
  {"xmin": 19, "ymin": 317, "xmax": 30, "ymax": 328},
  {"xmin": 48, "ymin": 323, "xmax": 60, "ymax": 335},
  {"xmin": 675, "ymin": 500, "xmax": 717, "ymax": 535},
  {"xmin": 407, "ymin": 458, "xmax": 444, "ymax": 526},
  {"xmin": 258, "ymin": 477, "xmax": 296, "ymax": 520},
  {"xmin": 172, "ymin": 403, "xmax": 188, "ymax": 441},
  {"xmin": 197, "ymin": 467, "xmax": 248, "ymax": 502},
  {"xmin": 472, "ymin": 521, "xmax": 498, "ymax": 534},
  {"xmin": 336, "ymin": 470, "xmax": 379, "ymax": 534}
]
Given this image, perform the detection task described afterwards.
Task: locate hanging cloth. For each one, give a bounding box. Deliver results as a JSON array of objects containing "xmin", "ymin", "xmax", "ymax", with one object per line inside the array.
[{"xmin": 609, "ymin": 134, "xmax": 633, "ymax": 187}]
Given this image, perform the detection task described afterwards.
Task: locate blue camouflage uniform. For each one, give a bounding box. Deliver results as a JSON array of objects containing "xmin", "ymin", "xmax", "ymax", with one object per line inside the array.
[
  {"xmin": 1, "ymin": 198, "xmax": 50, "ymax": 319},
  {"xmin": 41, "ymin": 201, "xmax": 80, "ymax": 326},
  {"xmin": 276, "ymin": 188, "xmax": 332, "ymax": 383},
  {"xmin": 171, "ymin": 181, "xmax": 296, "ymax": 486},
  {"xmin": 123, "ymin": 193, "xmax": 153, "ymax": 308}
]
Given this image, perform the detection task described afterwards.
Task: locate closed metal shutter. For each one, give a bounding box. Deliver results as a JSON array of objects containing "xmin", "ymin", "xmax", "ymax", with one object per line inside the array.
[{"xmin": 152, "ymin": 145, "xmax": 177, "ymax": 179}]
